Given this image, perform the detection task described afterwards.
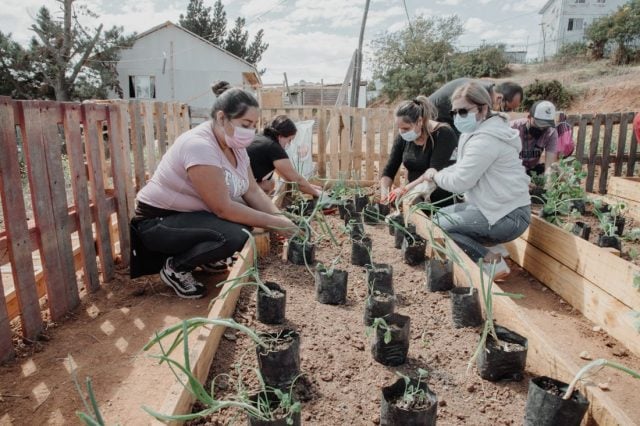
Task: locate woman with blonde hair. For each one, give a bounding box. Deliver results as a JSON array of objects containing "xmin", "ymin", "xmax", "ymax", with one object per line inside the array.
[
  {"xmin": 418, "ymin": 81, "xmax": 531, "ymax": 280},
  {"xmin": 380, "ymin": 96, "xmax": 458, "ymax": 206}
]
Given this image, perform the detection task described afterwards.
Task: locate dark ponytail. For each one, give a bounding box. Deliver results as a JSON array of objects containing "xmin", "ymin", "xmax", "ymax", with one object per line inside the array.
[
  {"xmin": 210, "ymin": 80, "xmax": 259, "ymax": 120},
  {"xmin": 263, "ymin": 115, "xmax": 297, "ymax": 141}
]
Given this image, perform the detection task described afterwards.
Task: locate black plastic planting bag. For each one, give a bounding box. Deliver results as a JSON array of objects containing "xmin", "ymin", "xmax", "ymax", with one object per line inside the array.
[
  {"xmin": 354, "ymin": 194, "xmax": 368, "ymax": 212},
  {"xmin": 380, "ymin": 377, "xmax": 437, "ymax": 426},
  {"xmin": 364, "ymin": 291, "xmax": 395, "ymax": 326},
  {"xmin": 449, "ymin": 287, "xmax": 482, "ymax": 328},
  {"xmin": 256, "ymin": 282, "xmax": 286, "ymax": 325},
  {"xmin": 387, "ymin": 213, "xmax": 403, "ymax": 236},
  {"xmin": 315, "ymin": 269, "xmax": 348, "ymax": 305},
  {"xmin": 371, "ymin": 313, "xmax": 410, "ymax": 366},
  {"xmin": 365, "ymin": 263, "xmax": 394, "ymax": 295},
  {"xmin": 401, "ymin": 235, "xmax": 426, "ymax": 266},
  {"xmin": 287, "ymin": 238, "xmax": 315, "ymax": 265},
  {"xmin": 524, "ymin": 376, "xmax": 589, "ymax": 426},
  {"xmin": 394, "ymin": 223, "xmax": 416, "ymax": 249},
  {"xmin": 351, "ymin": 235, "xmax": 372, "ymax": 266},
  {"xmin": 256, "ymin": 330, "xmax": 301, "ymax": 390},
  {"xmin": 476, "ymin": 325, "xmax": 528, "ymax": 382},
  {"xmin": 425, "ymin": 258, "xmax": 453, "ymax": 292}
]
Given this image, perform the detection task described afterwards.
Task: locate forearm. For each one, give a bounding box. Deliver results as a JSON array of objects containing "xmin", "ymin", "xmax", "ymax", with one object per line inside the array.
[
  {"xmin": 243, "ymin": 186, "xmax": 280, "ymax": 215},
  {"xmin": 380, "ymin": 176, "xmax": 393, "ymax": 191},
  {"xmin": 218, "ymin": 200, "xmax": 283, "ymax": 229}
]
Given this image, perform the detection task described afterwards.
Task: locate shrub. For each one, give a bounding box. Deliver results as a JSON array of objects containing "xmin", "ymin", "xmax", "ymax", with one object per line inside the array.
[
  {"xmin": 554, "ymin": 42, "xmax": 588, "ymax": 63},
  {"xmin": 522, "ymin": 79, "xmax": 573, "ymax": 110},
  {"xmin": 450, "ymin": 44, "xmax": 510, "ymax": 79}
]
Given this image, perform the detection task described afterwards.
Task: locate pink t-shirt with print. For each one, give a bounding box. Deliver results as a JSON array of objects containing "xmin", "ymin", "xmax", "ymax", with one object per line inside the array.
[{"xmin": 136, "ymin": 121, "xmax": 250, "ymax": 212}]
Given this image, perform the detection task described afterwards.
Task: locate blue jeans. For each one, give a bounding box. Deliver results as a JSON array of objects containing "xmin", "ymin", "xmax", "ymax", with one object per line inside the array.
[
  {"xmin": 134, "ymin": 211, "xmax": 250, "ymax": 271},
  {"xmin": 434, "ymin": 203, "xmax": 531, "ymax": 262}
]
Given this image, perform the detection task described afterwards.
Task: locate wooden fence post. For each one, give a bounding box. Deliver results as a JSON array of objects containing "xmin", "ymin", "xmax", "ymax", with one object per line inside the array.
[
  {"xmin": 63, "ymin": 103, "xmax": 101, "ymax": 293},
  {"xmin": 0, "ymin": 98, "xmax": 43, "ymax": 341}
]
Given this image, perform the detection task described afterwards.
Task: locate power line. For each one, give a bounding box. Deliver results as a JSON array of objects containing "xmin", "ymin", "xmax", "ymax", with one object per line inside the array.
[{"xmin": 245, "ymin": 0, "xmax": 289, "ymax": 24}]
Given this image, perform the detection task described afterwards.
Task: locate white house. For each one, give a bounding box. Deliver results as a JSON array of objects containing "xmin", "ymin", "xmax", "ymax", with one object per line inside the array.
[
  {"xmin": 538, "ymin": 0, "xmax": 627, "ymax": 58},
  {"xmin": 112, "ymin": 21, "xmax": 261, "ymax": 109}
]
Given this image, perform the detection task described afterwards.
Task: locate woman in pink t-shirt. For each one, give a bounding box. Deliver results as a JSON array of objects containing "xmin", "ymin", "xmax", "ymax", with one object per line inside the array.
[{"xmin": 131, "ymin": 82, "xmax": 296, "ymax": 298}]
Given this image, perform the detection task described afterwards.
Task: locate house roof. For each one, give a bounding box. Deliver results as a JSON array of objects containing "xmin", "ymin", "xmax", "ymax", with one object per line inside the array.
[
  {"xmin": 539, "ymin": 0, "xmax": 557, "ymax": 14},
  {"xmin": 134, "ymin": 21, "xmax": 262, "ymax": 85}
]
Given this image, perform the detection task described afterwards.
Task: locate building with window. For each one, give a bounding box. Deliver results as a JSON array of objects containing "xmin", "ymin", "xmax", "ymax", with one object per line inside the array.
[
  {"xmin": 112, "ymin": 22, "xmax": 261, "ymax": 109},
  {"xmin": 538, "ymin": 0, "xmax": 627, "ymax": 59}
]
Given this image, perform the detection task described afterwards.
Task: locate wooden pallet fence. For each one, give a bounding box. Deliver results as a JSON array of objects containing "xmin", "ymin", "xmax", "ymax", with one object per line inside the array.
[
  {"xmin": 0, "ymin": 98, "xmax": 188, "ymax": 362},
  {"xmin": 407, "ymin": 209, "xmax": 637, "ymax": 426},
  {"xmin": 505, "ymin": 215, "xmax": 640, "ymax": 359}
]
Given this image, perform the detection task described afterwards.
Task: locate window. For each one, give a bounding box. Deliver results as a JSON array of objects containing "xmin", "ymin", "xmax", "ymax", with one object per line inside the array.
[
  {"xmin": 597, "ymin": 0, "xmax": 606, "ymax": 3},
  {"xmin": 567, "ymin": 18, "xmax": 584, "ymax": 31},
  {"xmin": 575, "ymin": 0, "xmax": 585, "ymax": 3},
  {"xmin": 128, "ymin": 76, "xmax": 156, "ymax": 99}
]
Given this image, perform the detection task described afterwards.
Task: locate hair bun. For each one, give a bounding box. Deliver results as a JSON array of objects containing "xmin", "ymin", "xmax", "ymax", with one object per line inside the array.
[{"xmin": 211, "ymin": 81, "xmax": 231, "ymax": 96}]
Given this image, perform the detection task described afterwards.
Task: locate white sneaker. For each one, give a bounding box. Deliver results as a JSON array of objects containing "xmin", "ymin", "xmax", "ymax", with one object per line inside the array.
[
  {"xmin": 482, "ymin": 257, "xmax": 510, "ymax": 282},
  {"xmin": 486, "ymin": 244, "xmax": 509, "ymax": 257}
]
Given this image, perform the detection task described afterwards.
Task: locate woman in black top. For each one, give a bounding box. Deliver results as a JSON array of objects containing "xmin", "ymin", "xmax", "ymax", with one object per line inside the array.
[
  {"xmin": 381, "ymin": 96, "xmax": 458, "ymax": 206},
  {"xmin": 247, "ymin": 115, "xmax": 322, "ymax": 196}
]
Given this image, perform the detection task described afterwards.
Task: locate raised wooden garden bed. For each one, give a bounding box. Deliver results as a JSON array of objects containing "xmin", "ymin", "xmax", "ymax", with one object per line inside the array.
[{"xmin": 406, "ymin": 210, "xmax": 640, "ymax": 426}]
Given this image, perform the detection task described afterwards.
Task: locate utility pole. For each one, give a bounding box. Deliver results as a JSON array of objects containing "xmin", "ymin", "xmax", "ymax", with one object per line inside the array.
[
  {"xmin": 283, "ymin": 72, "xmax": 292, "ymax": 105},
  {"xmin": 350, "ymin": 0, "xmax": 370, "ymax": 108},
  {"xmin": 539, "ymin": 23, "xmax": 547, "ymax": 63}
]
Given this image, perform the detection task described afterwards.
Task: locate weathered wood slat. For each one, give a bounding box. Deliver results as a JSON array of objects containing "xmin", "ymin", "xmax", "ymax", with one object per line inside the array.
[
  {"xmin": 521, "ymin": 216, "xmax": 640, "ymax": 312},
  {"xmin": 352, "ymin": 108, "xmax": 363, "ymax": 179},
  {"xmin": 165, "ymin": 102, "xmax": 176, "ymax": 147},
  {"xmin": 599, "ymin": 113, "xmax": 616, "ymax": 193},
  {"xmin": 585, "ymin": 114, "xmax": 603, "ymax": 192},
  {"xmin": 575, "ymin": 113, "xmax": 590, "ymax": 163},
  {"xmin": 329, "ymin": 110, "xmax": 340, "ymax": 179},
  {"xmin": 108, "ymin": 104, "xmax": 132, "ymax": 266},
  {"xmin": 154, "ymin": 101, "xmax": 167, "ymax": 157},
  {"xmin": 20, "ymin": 101, "xmax": 70, "ymax": 320},
  {"xmin": 180, "ymin": 104, "xmax": 190, "ymax": 133},
  {"xmin": 82, "ymin": 103, "xmax": 115, "ymax": 282},
  {"xmin": 628, "ymin": 116, "xmax": 639, "ymax": 177},
  {"xmin": 615, "ymin": 112, "xmax": 632, "ymax": 176},
  {"xmin": 63, "ymin": 104, "xmax": 100, "ymax": 293},
  {"xmin": 115, "ymin": 102, "xmax": 136, "ymax": 220},
  {"xmin": 379, "ymin": 109, "xmax": 391, "ymax": 179},
  {"xmin": 607, "ymin": 176, "xmax": 640, "ymax": 202},
  {"xmin": 129, "ymin": 101, "xmax": 146, "ymax": 191},
  {"xmin": 506, "ymin": 237, "xmax": 640, "ymax": 358},
  {"xmin": 365, "ymin": 108, "xmax": 376, "ymax": 181},
  {"xmin": 172, "ymin": 103, "xmax": 183, "ymax": 140},
  {"xmin": 142, "ymin": 101, "xmax": 156, "ymax": 174},
  {"xmin": 0, "ymin": 273, "xmax": 14, "ymax": 362},
  {"xmin": 42, "ymin": 102, "xmax": 80, "ymax": 310},
  {"xmin": 339, "ymin": 106, "xmax": 352, "ymax": 179},
  {"xmin": 317, "ymin": 108, "xmax": 326, "ymax": 178}
]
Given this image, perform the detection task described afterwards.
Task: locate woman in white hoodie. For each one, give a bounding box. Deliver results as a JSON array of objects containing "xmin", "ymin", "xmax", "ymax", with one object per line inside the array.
[{"xmin": 417, "ymin": 81, "xmax": 531, "ymax": 280}]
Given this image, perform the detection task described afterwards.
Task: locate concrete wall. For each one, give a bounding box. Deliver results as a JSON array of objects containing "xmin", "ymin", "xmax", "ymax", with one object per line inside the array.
[{"xmin": 113, "ymin": 25, "xmax": 257, "ymax": 109}]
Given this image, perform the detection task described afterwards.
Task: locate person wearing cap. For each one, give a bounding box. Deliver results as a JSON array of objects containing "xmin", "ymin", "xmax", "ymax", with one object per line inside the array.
[{"xmin": 510, "ymin": 100, "xmax": 559, "ymax": 176}]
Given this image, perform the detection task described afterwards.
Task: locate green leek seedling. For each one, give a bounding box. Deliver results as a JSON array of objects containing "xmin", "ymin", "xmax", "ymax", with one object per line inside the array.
[{"xmin": 562, "ymin": 359, "xmax": 640, "ymax": 400}]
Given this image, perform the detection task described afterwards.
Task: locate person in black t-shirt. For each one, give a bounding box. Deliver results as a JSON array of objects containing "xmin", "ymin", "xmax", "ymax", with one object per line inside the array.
[
  {"xmin": 380, "ymin": 96, "xmax": 458, "ymax": 207},
  {"xmin": 247, "ymin": 115, "xmax": 322, "ymax": 196}
]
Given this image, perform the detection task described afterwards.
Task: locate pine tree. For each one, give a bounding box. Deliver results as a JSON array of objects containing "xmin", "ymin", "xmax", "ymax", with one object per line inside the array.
[
  {"xmin": 210, "ymin": 0, "xmax": 227, "ymax": 46},
  {"xmin": 179, "ymin": 0, "xmax": 214, "ymax": 41},
  {"xmin": 246, "ymin": 29, "xmax": 269, "ymax": 65},
  {"xmin": 224, "ymin": 17, "xmax": 249, "ymax": 59}
]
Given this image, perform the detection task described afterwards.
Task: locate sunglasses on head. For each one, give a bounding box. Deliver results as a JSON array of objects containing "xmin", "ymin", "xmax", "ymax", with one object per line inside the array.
[{"xmin": 450, "ymin": 107, "xmax": 478, "ymax": 118}]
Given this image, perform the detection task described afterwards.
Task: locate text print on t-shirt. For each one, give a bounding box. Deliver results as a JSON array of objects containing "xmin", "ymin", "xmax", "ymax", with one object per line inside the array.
[{"xmin": 223, "ymin": 167, "xmax": 249, "ymax": 199}]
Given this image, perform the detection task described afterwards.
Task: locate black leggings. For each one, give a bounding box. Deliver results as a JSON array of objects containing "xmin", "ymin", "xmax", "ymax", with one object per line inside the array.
[{"xmin": 135, "ymin": 211, "xmax": 250, "ymax": 271}]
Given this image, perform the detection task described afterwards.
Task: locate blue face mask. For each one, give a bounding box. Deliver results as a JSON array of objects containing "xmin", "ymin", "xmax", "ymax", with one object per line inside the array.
[
  {"xmin": 400, "ymin": 129, "xmax": 419, "ymax": 142},
  {"xmin": 454, "ymin": 114, "xmax": 479, "ymax": 134}
]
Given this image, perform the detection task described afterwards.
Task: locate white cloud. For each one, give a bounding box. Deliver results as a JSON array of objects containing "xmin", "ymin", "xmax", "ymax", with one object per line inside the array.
[{"xmin": 436, "ymin": 0, "xmax": 462, "ymax": 5}]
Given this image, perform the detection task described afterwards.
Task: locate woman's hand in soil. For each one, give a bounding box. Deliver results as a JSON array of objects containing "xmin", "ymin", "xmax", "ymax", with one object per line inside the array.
[{"xmin": 270, "ymin": 215, "xmax": 298, "ymax": 238}]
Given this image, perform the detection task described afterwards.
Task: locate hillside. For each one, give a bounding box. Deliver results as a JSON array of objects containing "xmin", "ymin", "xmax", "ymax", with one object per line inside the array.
[{"xmin": 499, "ymin": 60, "xmax": 640, "ymax": 114}]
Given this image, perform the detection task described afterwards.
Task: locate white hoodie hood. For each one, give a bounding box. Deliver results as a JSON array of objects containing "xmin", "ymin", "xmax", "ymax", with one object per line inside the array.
[{"xmin": 434, "ymin": 115, "xmax": 531, "ymax": 224}]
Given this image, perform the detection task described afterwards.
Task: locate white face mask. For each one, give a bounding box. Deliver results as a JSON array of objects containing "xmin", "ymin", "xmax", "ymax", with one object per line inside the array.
[
  {"xmin": 454, "ymin": 114, "xmax": 479, "ymax": 134},
  {"xmin": 400, "ymin": 129, "xmax": 418, "ymax": 142}
]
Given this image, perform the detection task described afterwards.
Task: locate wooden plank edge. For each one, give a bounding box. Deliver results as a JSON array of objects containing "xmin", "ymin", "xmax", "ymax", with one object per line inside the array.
[
  {"xmin": 407, "ymin": 210, "xmax": 636, "ymax": 426},
  {"xmin": 153, "ymin": 232, "xmax": 269, "ymax": 425},
  {"xmin": 505, "ymin": 237, "xmax": 640, "ymax": 359},
  {"xmin": 523, "ymin": 216, "xmax": 640, "ymax": 311}
]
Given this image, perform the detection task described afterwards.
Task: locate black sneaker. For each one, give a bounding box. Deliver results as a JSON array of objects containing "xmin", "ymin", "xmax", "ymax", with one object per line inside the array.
[
  {"xmin": 160, "ymin": 257, "xmax": 206, "ymax": 299},
  {"xmin": 199, "ymin": 259, "xmax": 231, "ymax": 273}
]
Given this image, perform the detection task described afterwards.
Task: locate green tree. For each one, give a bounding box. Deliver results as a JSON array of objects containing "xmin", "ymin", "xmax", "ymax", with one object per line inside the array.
[
  {"xmin": 179, "ymin": 0, "xmax": 215, "ymax": 41},
  {"xmin": 179, "ymin": 0, "xmax": 268, "ymax": 67},
  {"xmin": 370, "ymin": 15, "xmax": 464, "ymax": 100},
  {"xmin": 27, "ymin": 0, "xmax": 134, "ymax": 101},
  {"xmin": 0, "ymin": 31, "xmax": 51, "ymax": 99},
  {"xmin": 586, "ymin": 0, "xmax": 640, "ymax": 64},
  {"xmin": 450, "ymin": 44, "xmax": 509, "ymax": 79}
]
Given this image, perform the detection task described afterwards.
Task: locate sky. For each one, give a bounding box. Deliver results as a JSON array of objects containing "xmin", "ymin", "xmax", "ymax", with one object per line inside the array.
[{"xmin": 0, "ymin": 0, "xmax": 549, "ymax": 85}]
